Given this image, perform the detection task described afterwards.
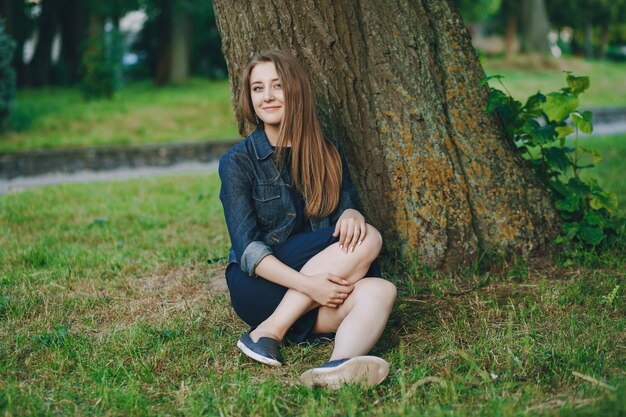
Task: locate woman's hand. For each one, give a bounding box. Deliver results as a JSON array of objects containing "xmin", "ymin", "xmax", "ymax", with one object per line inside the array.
[
  {"xmin": 333, "ymin": 209, "xmax": 367, "ymax": 253},
  {"xmin": 302, "ymin": 273, "xmax": 354, "ymax": 308}
]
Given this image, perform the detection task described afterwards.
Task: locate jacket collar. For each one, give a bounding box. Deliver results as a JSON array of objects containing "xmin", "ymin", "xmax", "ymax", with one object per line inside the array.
[{"xmin": 250, "ymin": 127, "xmax": 274, "ymax": 160}]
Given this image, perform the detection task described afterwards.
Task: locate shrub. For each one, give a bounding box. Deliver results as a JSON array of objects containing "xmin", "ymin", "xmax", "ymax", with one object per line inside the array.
[
  {"xmin": 81, "ymin": 20, "xmax": 123, "ymax": 99},
  {"xmin": 485, "ymin": 73, "xmax": 622, "ymax": 247}
]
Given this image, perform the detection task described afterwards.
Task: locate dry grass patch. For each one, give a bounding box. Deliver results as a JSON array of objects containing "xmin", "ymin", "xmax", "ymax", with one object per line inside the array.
[{"xmin": 71, "ymin": 263, "xmax": 227, "ymax": 336}]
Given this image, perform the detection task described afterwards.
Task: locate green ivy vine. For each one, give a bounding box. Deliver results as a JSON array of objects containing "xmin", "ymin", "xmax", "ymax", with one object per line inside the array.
[{"xmin": 484, "ymin": 73, "xmax": 623, "ymax": 247}]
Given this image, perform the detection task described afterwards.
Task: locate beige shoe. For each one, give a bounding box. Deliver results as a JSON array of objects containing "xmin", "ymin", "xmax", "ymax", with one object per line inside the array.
[{"xmin": 300, "ymin": 356, "xmax": 390, "ymax": 389}]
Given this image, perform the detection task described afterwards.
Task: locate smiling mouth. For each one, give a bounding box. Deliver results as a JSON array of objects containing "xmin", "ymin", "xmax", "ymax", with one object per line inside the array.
[{"xmin": 262, "ymin": 106, "xmax": 281, "ymax": 110}]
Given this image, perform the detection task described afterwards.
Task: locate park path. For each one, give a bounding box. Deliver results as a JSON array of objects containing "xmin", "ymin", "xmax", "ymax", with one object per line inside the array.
[
  {"xmin": 0, "ymin": 160, "xmax": 219, "ymax": 195},
  {"xmin": 1, "ymin": 113, "xmax": 624, "ymax": 195}
]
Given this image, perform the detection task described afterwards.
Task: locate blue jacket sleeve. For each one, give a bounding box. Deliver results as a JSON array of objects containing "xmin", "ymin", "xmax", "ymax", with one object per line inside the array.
[{"xmin": 218, "ymin": 151, "xmax": 272, "ymax": 276}]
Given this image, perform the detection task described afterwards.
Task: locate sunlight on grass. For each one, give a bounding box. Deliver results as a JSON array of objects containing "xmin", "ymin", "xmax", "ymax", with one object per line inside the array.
[
  {"xmin": 0, "ymin": 173, "xmax": 624, "ymax": 416},
  {"xmin": 1, "ymin": 79, "xmax": 239, "ymax": 152},
  {"xmin": 577, "ymin": 133, "xmax": 626, "ymax": 216},
  {"xmin": 483, "ymin": 57, "xmax": 626, "ymax": 108}
]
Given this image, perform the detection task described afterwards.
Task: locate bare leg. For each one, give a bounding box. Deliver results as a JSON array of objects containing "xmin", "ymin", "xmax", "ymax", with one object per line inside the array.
[
  {"xmin": 249, "ymin": 224, "xmax": 382, "ymax": 342},
  {"xmin": 314, "ymin": 278, "xmax": 396, "ymax": 360}
]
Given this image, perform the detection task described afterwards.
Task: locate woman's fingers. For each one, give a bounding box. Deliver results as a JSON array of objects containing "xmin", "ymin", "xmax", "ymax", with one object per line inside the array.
[
  {"xmin": 335, "ymin": 219, "xmax": 369, "ymax": 253},
  {"xmin": 358, "ymin": 221, "xmax": 367, "ymax": 245},
  {"xmin": 347, "ymin": 224, "xmax": 362, "ymax": 252},
  {"xmin": 332, "ymin": 219, "xmax": 342, "ymax": 237},
  {"xmin": 340, "ymin": 221, "xmax": 352, "ymax": 251},
  {"xmin": 326, "ymin": 274, "xmax": 346, "ymax": 285}
]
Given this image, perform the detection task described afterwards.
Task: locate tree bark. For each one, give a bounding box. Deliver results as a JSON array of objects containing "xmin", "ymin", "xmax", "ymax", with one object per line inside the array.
[
  {"xmin": 519, "ymin": 0, "xmax": 550, "ymax": 54},
  {"xmin": 584, "ymin": 17, "xmax": 594, "ymax": 60},
  {"xmin": 0, "ymin": 0, "xmax": 13, "ymax": 35},
  {"xmin": 155, "ymin": 5, "xmax": 192, "ymax": 86},
  {"xmin": 58, "ymin": 0, "xmax": 88, "ymax": 84},
  {"xmin": 169, "ymin": 9, "xmax": 191, "ymax": 84},
  {"xmin": 213, "ymin": 0, "xmax": 559, "ymax": 270},
  {"xmin": 597, "ymin": 24, "xmax": 609, "ymax": 60},
  {"xmin": 29, "ymin": 0, "xmax": 59, "ymax": 86}
]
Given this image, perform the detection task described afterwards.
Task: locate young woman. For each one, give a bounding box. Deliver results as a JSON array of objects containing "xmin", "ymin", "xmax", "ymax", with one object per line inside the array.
[{"xmin": 218, "ymin": 50, "xmax": 396, "ymax": 389}]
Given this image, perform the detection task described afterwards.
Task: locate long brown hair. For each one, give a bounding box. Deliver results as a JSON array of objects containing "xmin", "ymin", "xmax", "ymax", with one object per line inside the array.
[{"xmin": 240, "ymin": 50, "xmax": 342, "ymax": 219}]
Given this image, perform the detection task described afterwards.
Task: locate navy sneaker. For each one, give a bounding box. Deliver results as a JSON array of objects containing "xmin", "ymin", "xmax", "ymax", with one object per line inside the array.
[
  {"xmin": 300, "ymin": 356, "xmax": 389, "ymax": 389},
  {"xmin": 236, "ymin": 332, "xmax": 282, "ymax": 366}
]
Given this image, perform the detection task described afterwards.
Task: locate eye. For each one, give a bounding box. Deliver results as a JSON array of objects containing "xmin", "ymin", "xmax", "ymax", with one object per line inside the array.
[
  {"xmin": 273, "ymin": 83, "xmax": 282, "ymax": 89},
  {"xmin": 252, "ymin": 85, "xmax": 263, "ymax": 92}
]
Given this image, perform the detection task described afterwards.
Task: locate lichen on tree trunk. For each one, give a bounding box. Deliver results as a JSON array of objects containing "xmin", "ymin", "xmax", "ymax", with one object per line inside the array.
[{"xmin": 213, "ymin": 0, "xmax": 560, "ymax": 270}]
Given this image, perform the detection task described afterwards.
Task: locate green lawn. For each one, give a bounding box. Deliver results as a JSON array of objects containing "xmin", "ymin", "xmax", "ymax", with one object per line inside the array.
[
  {"xmin": 1, "ymin": 57, "xmax": 624, "ymax": 153},
  {"xmin": 0, "ymin": 173, "xmax": 624, "ymax": 416},
  {"xmin": 576, "ymin": 133, "xmax": 626, "ymax": 216},
  {"xmin": 0, "ymin": 79, "xmax": 239, "ymax": 152},
  {"xmin": 482, "ymin": 57, "xmax": 626, "ymax": 108}
]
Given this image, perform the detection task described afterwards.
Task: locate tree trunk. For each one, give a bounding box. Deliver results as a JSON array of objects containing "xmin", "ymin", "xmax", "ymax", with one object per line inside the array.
[
  {"xmin": 154, "ymin": 2, "xmax": 172, "ymax": 86},
  {"xmin": 58, "ymin": 0, "xmax": 87, "ymax": 84},
  {"xmin": 0, "ymin": 0, "xmax": 13, "ymax": 35},
  {"xmin": 501, "ymin": 0, "xmax": 519, "ymax": 58},
  {"xmin": 519, "ymin": 0, "xmax": 550, "ymax": 54},
  {"xmin": 155, "ymin": 5, "xmax": 192, "ymax": 86},
  {"xmin": 213, "ymin": 0, "xmax": 559, "ymax": 270},
  {"xmin": 584, "ymin": 17, "xmax": 594, "ymax": 60},
  {"xmin": 597, "ymin": 24, "xmax": 609, "ymax": 60},
  {"xmin": 29, "ymin": 0, "xmax": 59, "ymax": 86},
  {"xmin": 504, "ymin": 15, "xmax": 517, "ymax": 58},
  {"xmin": 169, "ymin": 9, "xmax": 191, "ymax": 84}
]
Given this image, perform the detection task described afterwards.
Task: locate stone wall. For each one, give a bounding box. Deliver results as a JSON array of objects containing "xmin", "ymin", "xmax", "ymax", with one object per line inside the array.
[{"xmin": 0, "ymin": 140, "xmax": 239, "ymax": 179}]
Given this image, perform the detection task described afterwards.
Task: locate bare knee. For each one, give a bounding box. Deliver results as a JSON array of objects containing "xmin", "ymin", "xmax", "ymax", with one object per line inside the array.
[
  {"xmin": 353, "ymin": 278, "xmax": 396, "ymax": 306},
  {"xmin": 376, "ymin": 279, "xmax": 397, "ymax": 306},
  {"xmin": 359, "ymin": 224, "xmax": 382, "ymax": 261}
]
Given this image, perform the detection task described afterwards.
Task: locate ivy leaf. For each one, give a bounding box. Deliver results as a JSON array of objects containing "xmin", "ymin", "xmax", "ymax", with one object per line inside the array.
[
  {"xmin": 562, "ymin": 222, "xmax": 579, "ymax": 239},
  {"xmin": 522, "ymin": 119, "xmax": 540, "ymax": 133},
  {"xmin": 497, "ymin": 100, "xmax": 524, "ymax": 132},
  {"xmin": 566, "ymin": 74, "xmax": 590, "ymax": 94},
  {"xmin": 578, "ymin": 223, "xmax": 604, "ymax": 245},
  {"xmin": 481, "ymin": 75, "xmax": 504, "ymax": 85},
  {"xmin": 486, "ymin": 89, "xmax": 510, "ymax": 112},
  {"xmin": 555, "ymin": 125, "xmax": 574, "ymax": 139},
  {"xmin": 533, "ymin": 124, "xmax": 558, "ymax": 144},
  {"xmin": 524, "ymin": 92, "xmax": 546, "ymax": 116},
  {"xmin": 572, "ymin": 111, "xmax": 593, "ymax": 134},
  {"xmin": 556, "ymin": 194, "xmax": 581, "ymax": 212},
  {"xmin": 543, "ymin": 147, "xmax": 571, "ymax": 171},
  {"xmin": 584, "ymin": 211, "xmax": 603, "ymax": 226},
  {"xmin": 590, "ymin": 191, "xmax": 618, "ymax": 211},
  {"xmin": 544, "ymin": 93, "xmax": 579, "ymax": 122},
  {"xmin": 580, "ymin": 145, "xmax": 602, "ymax": 163},
  {"xmin": 551, "ymin": 179, "xmax": 569, "ymax": 197},
  {"xmin": 576, "ymin": 164, "xmax": 594, "ymax": 170},
  {"xmin": 567, "ymin": 177, "xmax": 591, "ymax": 196}
]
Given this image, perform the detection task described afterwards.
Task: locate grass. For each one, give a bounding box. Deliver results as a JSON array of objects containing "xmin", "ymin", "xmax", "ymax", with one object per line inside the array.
[
  {"xmin": 1, "ymin": 173, "xmax": 624, "ymax": 416},
  {"xmin": 576, "ymin": 133, "xmax": 626, "ymax": 216},
  {"xmin": 482, "ymin": 57, "xmax": 626, "ymax": 108},
  {"xmin": 1, "ymin": 57, "xmax": 624, "ymax": 153},
  {"xmin": 0, "ymin": 78, "xmax": 239, "ymax": 153}
]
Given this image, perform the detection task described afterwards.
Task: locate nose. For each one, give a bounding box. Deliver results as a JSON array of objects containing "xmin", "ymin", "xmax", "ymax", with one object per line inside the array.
[{"xmin": 263, "ymin": 88, "xmax": 274, "ymax": 101}]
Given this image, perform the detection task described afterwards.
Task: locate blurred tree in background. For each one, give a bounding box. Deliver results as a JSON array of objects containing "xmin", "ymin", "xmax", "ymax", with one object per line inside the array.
[
  {"xmin": 0, "ymin": 18, "xmax": 15, "ymax": 129},
  {"xmin": 456, "ymin": 0, "xmax": 626, "ymax": 59},
  {"xmin": 0, "ymin": 0, "xmax": 624, "ymax": 95},
  {"xmin": 131, "ymin": 0, "xmax": 225, "ymax": 85},
  {"xmin": 546, "ymin": 0, "xmax": 626, "ymax": 59},
  {"xmin": 81, "ymin": 0, "xmax": 137, "ymax": 98},
  {"xmin": 0, "ymin": 0, "xmax": 226, "ymax": 94},
  {"xmin": 455, "ymin": 0, "xmax": 501, "ymax": 24}
]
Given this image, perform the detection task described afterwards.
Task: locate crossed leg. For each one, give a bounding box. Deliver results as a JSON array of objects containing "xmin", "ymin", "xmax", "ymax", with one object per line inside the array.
[{"xmin": 250, "ymin": 224, "xmax": 396, "ymax": 360}]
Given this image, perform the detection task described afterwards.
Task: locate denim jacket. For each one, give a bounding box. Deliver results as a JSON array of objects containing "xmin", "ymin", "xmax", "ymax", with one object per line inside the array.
[{"xmin": 218, "ymin": 127, "xmax": 359, "ymax": 276}]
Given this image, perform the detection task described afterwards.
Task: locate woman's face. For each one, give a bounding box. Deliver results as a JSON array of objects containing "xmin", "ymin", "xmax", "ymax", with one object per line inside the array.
[{"xmin": 249, "ymin": 62, "xmax": 285, "ymax": 128}]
